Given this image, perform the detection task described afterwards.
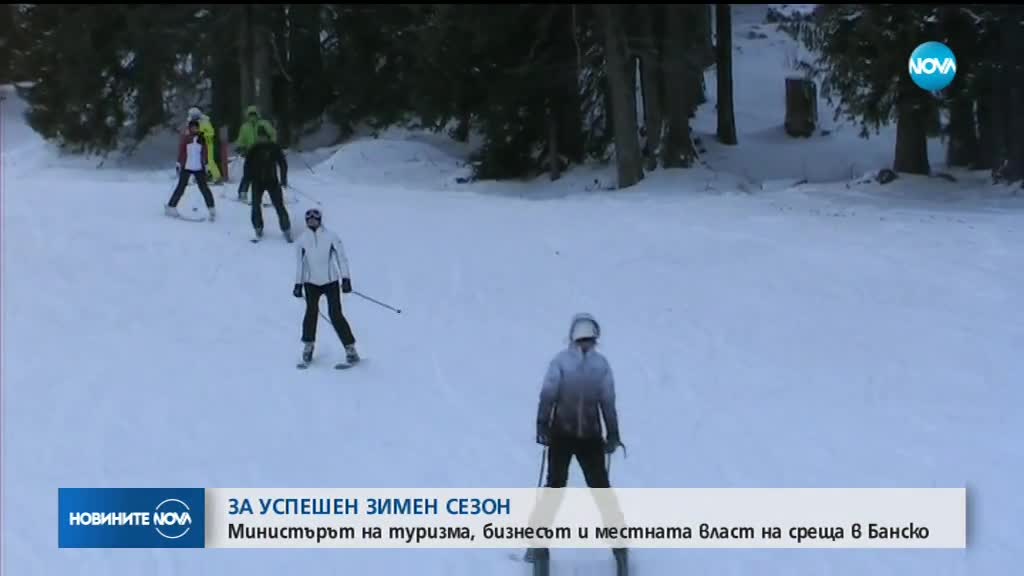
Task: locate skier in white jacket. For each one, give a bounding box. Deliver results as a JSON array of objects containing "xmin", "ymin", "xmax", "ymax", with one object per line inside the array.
[{"xmin": 293, "ymin": 208, "xmax": 359, "ymax": 365}]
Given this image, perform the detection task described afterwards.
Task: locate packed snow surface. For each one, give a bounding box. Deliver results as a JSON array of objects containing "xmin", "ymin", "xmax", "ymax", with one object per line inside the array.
[{"xmin": 3, "ymin": 5, "xmax": 1022, "ymax": 575}]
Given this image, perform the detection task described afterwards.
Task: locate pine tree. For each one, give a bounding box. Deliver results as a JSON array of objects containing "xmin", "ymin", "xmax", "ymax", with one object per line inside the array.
[
  {"xmin": 796, "ymin": 5, "xmax": 942, "ymax": 175},
  {"xmin": 15, "ymin": 5, "xmax": 135, "ymax": 151},
  {"xmin": 9, "ymin": 4, "xmax": 717, "ymax": 183},
  {"xmin": 0, "ymin": 4, "xmax": 21, "ymax": 84}
]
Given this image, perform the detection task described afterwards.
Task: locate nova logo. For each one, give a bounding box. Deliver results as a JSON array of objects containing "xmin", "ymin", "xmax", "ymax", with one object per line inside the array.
[
  {"xmin": 59, "ymin": 487, "xmax": 205, "ymax": 548},
  {"xmin": 153, "ymin": 498, "xmax": 193, "ymax": 540},
  {"xmin": 908, "ymin": 41, "xmax": 956, "ymax": 91}
]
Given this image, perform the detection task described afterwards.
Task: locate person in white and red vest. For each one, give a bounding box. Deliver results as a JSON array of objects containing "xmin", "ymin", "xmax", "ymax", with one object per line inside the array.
[{"xmin": 165, "ymin": 119, "xmax": 217, "ymax": 221}]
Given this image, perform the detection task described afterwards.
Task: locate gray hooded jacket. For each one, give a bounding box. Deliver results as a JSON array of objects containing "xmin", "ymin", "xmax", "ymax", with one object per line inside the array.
[{"xmin": 536, "ymin": 314, "xmax": 620, "ymax": 443}]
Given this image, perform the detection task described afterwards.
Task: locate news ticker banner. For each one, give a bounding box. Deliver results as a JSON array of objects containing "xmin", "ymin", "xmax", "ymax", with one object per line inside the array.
[{"xmin": 58, "ymin": 487, "xmax": 966, "ymax": 549}]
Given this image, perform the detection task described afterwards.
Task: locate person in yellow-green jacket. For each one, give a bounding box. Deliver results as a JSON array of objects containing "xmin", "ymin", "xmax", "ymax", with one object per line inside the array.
[
  {"xmin": 187, "ymin": 107, "xmax": 222, "ymax": 184},
  {"xmin": 234, "ymin": 105, "xmax": 278, "ymax": 201}
]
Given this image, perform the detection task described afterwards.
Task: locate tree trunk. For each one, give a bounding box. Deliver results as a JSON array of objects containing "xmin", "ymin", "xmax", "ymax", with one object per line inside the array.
[
  {"xmin": 288, "ymin": 4, "xmax": 324, "ymax": 128},
  {"xmin": 690, "ymin": 5, "xmax": 712, "ymax": 107},
  {"xmin": 662, "ymin": 5, "xmax": 697, "ymax": 167},
  {"xmin": 939, "ymin": 6, "xmax": 976, "ymax": 168},
  {"xmin": 134, "ymin": 39, "xmax": 164, "ymax": 140},
  {"xmin": 212, "ymin": 18, "xmax": 241, "ymax": 143},
  {"xmin": 271, "ymin": 5, "xmax": 291, "ymax": 145},
  {"xmin": 0, "ymin": 4, "xmax": 15, "ymax": 83},
  {"xmin": 641, "ymin": 56, "xmax": 664, "ymax": 170},
  {"xmin": 715, "ymin": 4, "xmax": 737, "ymax": 145},
  {"xmin": 251, "ymin": 6, "xmax": 273, "ymax": 122},
  {"xmin": 600, "ymin": 4, "xmax": 644, "ymax": 188},
  {"xmin": 975, "ymin": 77, "xmax": 994, "ymax": 170},
  {"xmin": 989, "ymin": 61, "xmax": 1010, "ymax": 177},
  {"xmin": 555, "ymin": 4, "xmax": 584, "ymax": 164},
  {"xmin": 547, "ymin": 103, "xmax": 561, "ymax": 180},
  {"xmin": 238, "ymin": 5, "xmax": 253, "ymax": 124},
  {"xmin": 635, "ymin": 4, "xmax": 664, "ymax": 170},
  {"xmin": 1003, "ymin": 7, "xmax": 1024, "ymax": 181},
  {"xmin": 945, "ymin": 88, "xmax": 977, "ymax": 167},
  {"xmin": 893, "ymin": 79, "xmax": 930, "ymax": 175}
]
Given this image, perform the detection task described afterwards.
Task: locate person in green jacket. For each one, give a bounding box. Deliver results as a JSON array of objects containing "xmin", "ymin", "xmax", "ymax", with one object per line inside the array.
[{"xmin": 235, "ymin": 106, "xmax": 278, "ymax": 201}]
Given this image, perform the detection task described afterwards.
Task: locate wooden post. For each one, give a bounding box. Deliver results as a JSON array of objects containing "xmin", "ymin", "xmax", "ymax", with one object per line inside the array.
[{"xmin": 784, "ymin": 77, "xmax": 817, "ymax": 137}]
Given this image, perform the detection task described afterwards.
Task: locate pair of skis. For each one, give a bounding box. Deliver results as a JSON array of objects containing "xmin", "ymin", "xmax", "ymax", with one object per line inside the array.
[
  {"xmin": 250, "ymin": 232, "xmax": 293, "ymax": 244},
  {"xmin": 167, "ymin": 209, "xmax": 209, "ymax": 223},
  {"xmin": 520, "ymin": 548, "xmax": 628, "ymax": 576},
  {"xmin": 296, "ymin": 357, "xmax": 359, "ymax": 370},
  {"xmin": 230, "ymin": 195, "xmax": 299, "ymax": 207}
]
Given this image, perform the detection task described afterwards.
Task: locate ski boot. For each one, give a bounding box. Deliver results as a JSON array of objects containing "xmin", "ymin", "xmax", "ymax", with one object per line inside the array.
[
  {"xmin": 302, "ymin": 342, "xmax": 314, "ymax": 364},
  {"xmin": 254, "ymin": 226, "xmax": 264, "ymax": 239},
  {"xmin": 613, "ymin": 548, "xmax": 628, "ymax": 576},
  {"xmin": 345, "ymin": 344, "xmax": 361, "ymax": 365},
  {"xmin": 524, "ymin": 548, "xmax": 549, "ymax": 576},
  {"xmin": 164, "ymin": 205, "xmax": 180, "ymax": 218},
  {"xmin": 283, "ymin": 228, "xmax": 293, "ymax": 243},
  {"xmin": 208, "ymin": 206, "xmax": 217, "ymax": 222}
]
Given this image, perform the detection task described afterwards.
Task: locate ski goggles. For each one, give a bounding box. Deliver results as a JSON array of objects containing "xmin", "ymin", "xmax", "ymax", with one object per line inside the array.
[{"xmin": 305, "ymin": 209, "xmax": 322, "ymax": 221}]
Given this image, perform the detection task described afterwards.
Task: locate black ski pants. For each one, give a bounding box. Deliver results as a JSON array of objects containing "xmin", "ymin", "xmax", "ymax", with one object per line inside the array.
[
  {"xmin": 251, "ymin": 180, "xmax": 291, "ymax": 233},
  {"xmin": 237, "ymin": 172, "xmax": 251, "ymax": 199},
  {"xmin": 530, "ymin": 434, "xmax": 625, "ymax": 548},
  {"xmin": 168, "ymin": 170, "xmax": 215, "ymax": 208},
  {"xmin": 545, "ymin": 435, "xmax": 610, "ymax": 488},
  {"xmin": 302, "ymin": 281, "xmax": 356, "ymax": 347}
]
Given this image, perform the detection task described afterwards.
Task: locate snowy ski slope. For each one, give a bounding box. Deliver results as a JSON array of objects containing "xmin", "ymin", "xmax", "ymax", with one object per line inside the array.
[{"xmin": 3, "ymin": 5, "xmax": 1023, "ymax": 575}]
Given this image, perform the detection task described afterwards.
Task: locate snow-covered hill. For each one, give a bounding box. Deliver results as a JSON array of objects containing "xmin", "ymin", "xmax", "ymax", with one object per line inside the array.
[{"xmin": 3, "ymin": 5, "xmax": 1023, "ymax": 575}]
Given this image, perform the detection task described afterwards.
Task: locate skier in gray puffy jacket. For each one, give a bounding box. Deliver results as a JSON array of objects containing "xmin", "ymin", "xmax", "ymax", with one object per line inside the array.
[
  {"xmin": 536, "ymin": 312, "xmax": 622, "ymax": 484},
  {"xmin": 532, "ymin": 312, "xmax": 627, "ymax": 571}
]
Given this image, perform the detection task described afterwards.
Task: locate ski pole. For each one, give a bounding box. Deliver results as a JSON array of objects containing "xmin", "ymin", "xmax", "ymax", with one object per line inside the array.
[
  {"xmin": 287, "ymin": 183, "xmax": 322, "ymax": 206},
  {"xmin": 606, "ymin": 441, "xmax": 627, "ymax": 478},
  {"xmin": 352, "ymin": 290, "xmax": 402, "ymax": 314},
  {"xmin": 537, "ymin": 447, "xmax": 547, "ymax": 488},
  {"xmin": 298, "ymin": 152, "xmax": 317, "ymax": 175}
]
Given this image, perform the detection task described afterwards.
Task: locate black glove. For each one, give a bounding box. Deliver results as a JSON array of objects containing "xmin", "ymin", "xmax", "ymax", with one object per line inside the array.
[
  {"xmin": 536, "ymin": 427, "xmax": 550, "ymax": 446},
  {"xmin": 293, "ymin": 284, "xmax": 303, "ymax": 298},
  {"xmin": 604, "ymin": 436, "xmax": 621, "ymax": 454},
  {"xmin": 341, "ymin": 278, "xmax": 352, "ymax": 294}
]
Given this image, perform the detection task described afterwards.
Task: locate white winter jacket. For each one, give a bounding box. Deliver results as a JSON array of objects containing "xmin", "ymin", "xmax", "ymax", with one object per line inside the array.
[
  {"xmin": 183, "ymin": 137, "xmax": 204, "ymax": 172},
  {"xmin": 295, "ymin": 226, "xmax": 350, "ymax": 286}
]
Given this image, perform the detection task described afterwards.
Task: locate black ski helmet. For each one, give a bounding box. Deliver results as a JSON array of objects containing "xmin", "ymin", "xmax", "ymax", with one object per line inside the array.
[{"xmin": 305, "ymin": 208, "xmax": 322, "ymax": 227}]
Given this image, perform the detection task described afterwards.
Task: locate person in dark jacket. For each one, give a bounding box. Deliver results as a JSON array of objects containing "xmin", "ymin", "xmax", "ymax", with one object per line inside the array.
[
  {"xmin": 243, "ymin": 125, "xmax": 292, "ymax": 241},
  {"xmin": 529, "ymin": 313, "xmax": 627, "ymax": 571},
  {"xmin": 166, "ymin": 119, "xmax": 216, "ymax": 221},
  {"xmin": 235, "ymin": 106, "xmax": 277, "ymax": 201}
]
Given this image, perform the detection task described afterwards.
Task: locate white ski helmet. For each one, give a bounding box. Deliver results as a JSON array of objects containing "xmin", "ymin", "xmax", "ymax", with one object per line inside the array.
[
  {"xmin": 569, "ymin": 313, "xmax": 600, "ymax": 342},
  {"xmin": 187, "ymin": 107, "xmax": 202, "ymax": 121}
]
